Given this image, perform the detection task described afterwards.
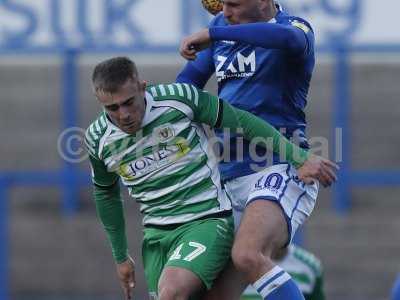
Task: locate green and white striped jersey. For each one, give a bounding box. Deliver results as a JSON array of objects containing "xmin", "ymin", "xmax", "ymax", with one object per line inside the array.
[
  {"xmin": 242, "ymin": 245, "xmax": 325, "ymax": 300},
  {"xmin": 85, "ymin": 83, "xmax": 231, "ymax": 226}
]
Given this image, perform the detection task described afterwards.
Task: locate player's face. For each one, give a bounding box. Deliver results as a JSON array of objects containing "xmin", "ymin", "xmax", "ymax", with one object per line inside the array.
[
  {"xmin": 96, "ymin": 78, "xmax": 146, "ymax": 134},
  {"xmin": 222, "ymin": 0, "xmax": 266, "ymax": 24}
]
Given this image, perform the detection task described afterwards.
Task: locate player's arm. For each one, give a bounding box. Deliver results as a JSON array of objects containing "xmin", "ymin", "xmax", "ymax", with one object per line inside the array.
[
  {"xmin": 181, "ymin": 21, "xmax": 314, "ymax": 60},
  {"xmin": 210, "ymin": 22, "xmax": 313, "ymax": 55},
  {"xmin": 89, "ymin": 155, "xmax": 128, "ymax": 263},
  {"xmin": 194, "ymin": 94, "xmax": 308, "ymax": 168},
  {"xmin": 189, "ymin": 87, "xmax": 338, "ymax": 187},
  {"xmin": 89, "ymin": 155, "xmax": 135, "ymax": 299},
  {"xmin": 176, "ymin": 46, "xmax": 215, "ymax": 89}
]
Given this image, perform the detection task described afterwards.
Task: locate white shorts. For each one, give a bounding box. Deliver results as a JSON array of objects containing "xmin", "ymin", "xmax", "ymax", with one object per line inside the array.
[{"xmin": 224, "ymin": 163, "xmax": 319, "ymax": 243}]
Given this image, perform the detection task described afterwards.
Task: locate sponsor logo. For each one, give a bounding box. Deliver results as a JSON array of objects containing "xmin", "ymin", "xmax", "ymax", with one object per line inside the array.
[
  {"xmin": 216, "ymin": 51, "xmax": 256, "ymax": 82},
  {"xmin": 221, "ymin": 40, "xmax": 236, "ymax": 45},
  {"xmin": 118, "ymin": 139, "xmax": 190, "ymax": 180}
]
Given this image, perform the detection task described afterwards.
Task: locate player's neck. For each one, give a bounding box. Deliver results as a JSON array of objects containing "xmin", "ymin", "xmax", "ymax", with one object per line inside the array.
[{"xmin": 262, "ymin": 1, "xmax": 278, "ymax": 22}]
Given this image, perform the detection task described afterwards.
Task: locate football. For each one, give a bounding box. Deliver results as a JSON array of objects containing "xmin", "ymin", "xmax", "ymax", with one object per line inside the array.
[{"xmin": 201, "ymin": 0, "xmax": 223, "ymax": 15}]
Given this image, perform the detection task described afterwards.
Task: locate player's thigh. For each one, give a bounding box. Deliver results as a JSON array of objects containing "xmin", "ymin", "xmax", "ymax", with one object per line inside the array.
[
  {"xmin": 165, "ymin": 216, "xmax": 234, "ymax": 291},
  {"xmin": 158, "ymin": 266, "xmax": 205, "ymax": 300},
  {"xmin": 245, "ymin": 163, "xmax": 319, "ymax": 245},
  {"xmin": 234, "ymin": 200, "xmax": 288, "ymax": 255}
]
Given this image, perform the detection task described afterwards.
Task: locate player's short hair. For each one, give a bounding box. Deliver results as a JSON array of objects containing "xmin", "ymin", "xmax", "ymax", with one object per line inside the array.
[{"xmin": 92, "ymin": 56, "xmax": 139, "ymax": 93}]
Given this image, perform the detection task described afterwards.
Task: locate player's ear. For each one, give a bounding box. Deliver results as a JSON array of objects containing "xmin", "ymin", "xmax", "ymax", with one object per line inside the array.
[
  {"xmin": 92, "ymin": 86, "xmax": 102, "ymax": 100},
  {"xmin": 139, "ymin": 80, "xmax": 147, "ymax": 92}
]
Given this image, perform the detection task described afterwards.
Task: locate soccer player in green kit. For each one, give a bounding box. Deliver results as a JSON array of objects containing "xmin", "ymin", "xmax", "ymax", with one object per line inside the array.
[{"xmin": 85, "ymin": 57, "xmax": 337, "ymax": 300}]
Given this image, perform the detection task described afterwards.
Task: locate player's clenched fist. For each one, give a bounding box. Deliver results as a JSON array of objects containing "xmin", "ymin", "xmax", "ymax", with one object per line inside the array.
[
  {"xmin": 180, "ymin": 29, "xmax": 212, "ymax": 60},
  {"xmin": 297, "ymin": 155, "xmax": 339, "ymax": 187}
]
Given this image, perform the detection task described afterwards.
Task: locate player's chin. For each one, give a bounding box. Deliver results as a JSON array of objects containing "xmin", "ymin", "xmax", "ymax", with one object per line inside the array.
[
  {"xmin": 224, "ymin": 18, "xmax": 236, "ymax": 25},
  {"xmin": 225, "ymin": 18, "xmax": 241, "ymax": 25},
  {"xmin": 121, "ymin": 124, "xmax": 139, "ymax": 135}
]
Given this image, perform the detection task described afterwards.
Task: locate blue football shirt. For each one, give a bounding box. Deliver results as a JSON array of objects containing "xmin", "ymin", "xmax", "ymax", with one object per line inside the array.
[{"xmin": 177, "ymin": 5, "xmax": 315, "ymax": 180}]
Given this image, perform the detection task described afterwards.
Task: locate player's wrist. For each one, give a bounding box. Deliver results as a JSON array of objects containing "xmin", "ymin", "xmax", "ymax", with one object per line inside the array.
[
  {"xmin": 290, "ymin": 146, "xmax": 310, "ymax": 169},
  {"xmin": 115, "ymin": 251, "xmax": 131, "ymax": 264},
  {"xmin": 116, "ymin": 255, "xmax": 134, "ymax": 265}
]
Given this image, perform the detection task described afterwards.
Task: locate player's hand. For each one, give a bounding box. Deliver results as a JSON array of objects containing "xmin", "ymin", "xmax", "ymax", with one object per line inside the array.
[
  {"xmin": 180, "ymin": 29, "xmax": 212, "ymax": 60},
  {"xmin": 116, "ymin": 256, "xmax": 136, "ymax": 300},
  {"xmin": 297, "ymin": 155, "xmax": 339, "ymax": 187}
]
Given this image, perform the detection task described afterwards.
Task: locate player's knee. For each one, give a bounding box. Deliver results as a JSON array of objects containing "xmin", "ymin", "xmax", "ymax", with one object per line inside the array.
[
  {"xmin": 231, "ymin": 244, "xmax": 266, "ymax": 275},
  {"xmin": 158, "ymin": 285, "xmax": 182, "ymax": 300},
  {"xmin": 232, "ymin": 238, "xmax": 279, "ymax": 277},
  {"xmin": 158, "ymin": 279, "xmax": 194, "ymax": 300}
]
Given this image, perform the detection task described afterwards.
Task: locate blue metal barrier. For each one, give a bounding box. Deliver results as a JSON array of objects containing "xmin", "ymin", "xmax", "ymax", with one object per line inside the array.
[
  {"xmin": 331, "ymin": 44, "xmax": 400, "ymax": 214},
  {"xmin": 0, "ymin": 181, "xmax": 8, "ymax": 300},
  {"xmin": 61, "ymin": 49, "xmax": 80, "ymax": 215},
  {"xmin": 332, "ymin": 43, "xmax": 351, "ymax": 213}
]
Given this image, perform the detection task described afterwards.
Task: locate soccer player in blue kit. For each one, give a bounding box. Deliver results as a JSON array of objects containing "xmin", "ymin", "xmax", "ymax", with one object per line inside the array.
[{"xmin": 177, "ymin": 1, "xmax": 338, "ymax": 299}]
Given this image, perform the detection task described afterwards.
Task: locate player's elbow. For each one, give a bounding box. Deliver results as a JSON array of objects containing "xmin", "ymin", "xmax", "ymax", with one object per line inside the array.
[
  {"xmin": 176, "ymin": 72, "xmax": 203, "ymax": 89},
  {"xmin": 176, "ymin": 73, "xmax": 193, "ymax": 85}
]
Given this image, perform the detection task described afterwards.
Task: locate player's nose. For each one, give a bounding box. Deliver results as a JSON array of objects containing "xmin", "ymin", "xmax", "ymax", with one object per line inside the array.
[{"xmin": 119, "ymin": 106, "xmax": 131, "ymax": 121}]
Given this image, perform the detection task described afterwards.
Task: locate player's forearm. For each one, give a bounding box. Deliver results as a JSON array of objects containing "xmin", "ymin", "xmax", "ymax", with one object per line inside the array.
[
  {"xmin": 93, "ymin": 182, "xmax": 129, "ymax": 263},
  {"xmin": 177, "ymin": 47, "xmax": 214, "ymax": 88},
  {"xmin": 307, "ymin": 276, "xmax": 326, "ymax": 300},
  {"xmin": 218, "ymin": 101, "xmax": 309, "ymax": 168},
  {"xmin": 176, "ymin": 62, "xmax": 209, "ymax": 89},
  {"xmin": 209, "ymin": 23, "xmax": 307, "ymax": 53}
]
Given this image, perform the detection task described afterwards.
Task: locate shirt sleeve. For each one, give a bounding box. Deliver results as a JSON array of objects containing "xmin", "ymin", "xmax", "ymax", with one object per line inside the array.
[
  {"xmin": 176, "ymin": 47, "xmax": 215, "ymax": 89},
  {"xmin": 190, "ymin": 87, "xmax": 221, "ymax": 126},
  {"xmin": 89, "ymin": 154, "xmax": 119, "ymax": 187},
  {"xmin": 190, "ymin": 88, "xmax": 309, "ymax": 168},
  {"xmin": 88, "ymin": 155, "xmax": 128, "ymax": 264},
  {"xmin": 209, "ymin": 20, "xmax": 314, "ymax": 57},
  {"xmin": 306, "ymin": 273, "xmax": 326, "ymax": 300}
]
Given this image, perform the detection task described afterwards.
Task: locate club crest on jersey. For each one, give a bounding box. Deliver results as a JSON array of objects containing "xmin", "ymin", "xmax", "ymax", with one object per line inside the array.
[{"xmin": 153, "ymin": 124, "xmax": 175, "ymax": 143}]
